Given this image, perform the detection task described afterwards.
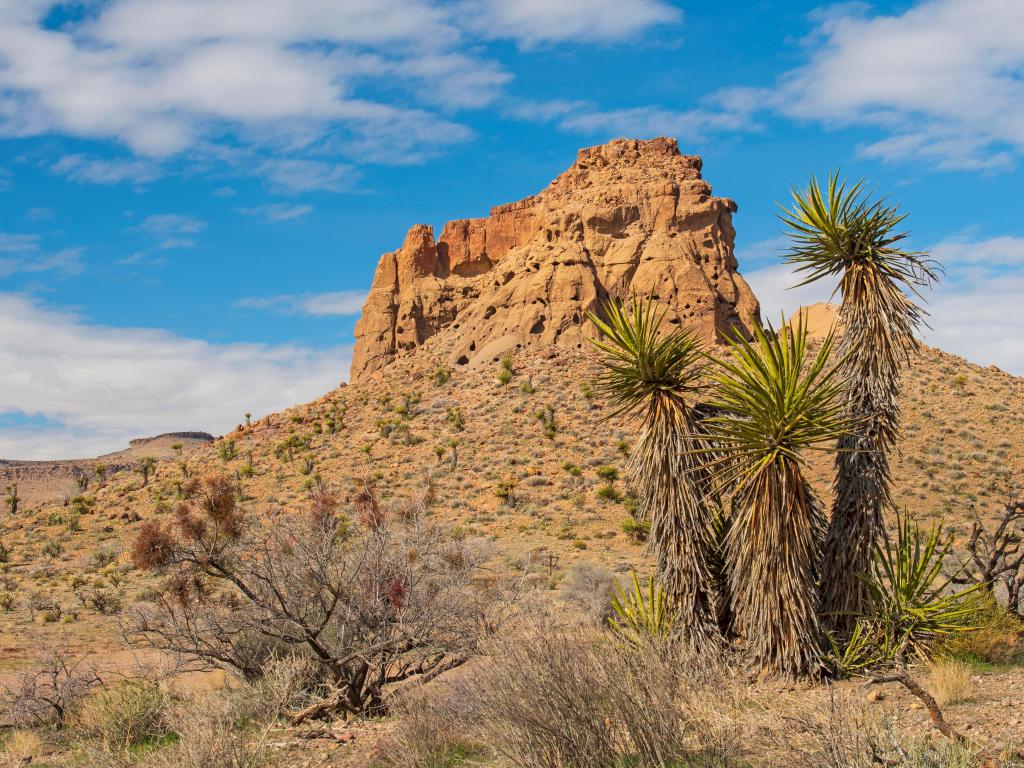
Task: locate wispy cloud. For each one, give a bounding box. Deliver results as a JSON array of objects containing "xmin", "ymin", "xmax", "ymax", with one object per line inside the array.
[
  {"xmin": 460, "ymin": 0, "xmax": 681, "ymax": 47},
  {"xmin": 745, "ymin": 233, "xmax": 1024, "ymax": 375},
  {"xmin": 521, "ymin": 0, "xmax": 1024, "ymax": 173},
  {"xmin": 132, "ymin": 214, "xmax": 206, "ymax": 236},
  {"xmin": 235, "ymin": 290, "xmax": 368, "ymax": 317},
  {"xmin": 0, "ymin": 231, "xmax": 84, "ymax": 277},
  {"xmin": 0, "ymin": 293, "xmax": 349, "ymax": 459},
  {"xmin": 236, "ymin": 203, "xmax": 314, "ymax": 222},
  {"xmin": 52, "ymin": 154, "xmax": 162, "ymax": 185}
]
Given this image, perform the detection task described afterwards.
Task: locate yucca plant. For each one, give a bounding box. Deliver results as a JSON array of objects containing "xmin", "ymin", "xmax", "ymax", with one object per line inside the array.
[
  {"xmin": 830, "ymin": 514, "xmax": 983, "ymax": 674},
  {"xmin": 780, "ymin": 173, "xmax": 940, "ymax": 633},
  {"xmin": 589, "ymin": 297, "xmax": 723, "ymax": 653},
  {"xmin": 703, "ymin": 316, "xmax": 849, "ymax": 677},
  {"xmin": 608, "ymin": 570, "xmax": 676, "ymax": 647}
]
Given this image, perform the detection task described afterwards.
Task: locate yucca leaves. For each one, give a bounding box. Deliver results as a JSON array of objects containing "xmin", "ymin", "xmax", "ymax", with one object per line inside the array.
[
  {"xmin": 702, "ymin": 315, "xmax": 850, "ymax": 493},
  {"xmin": 608, "ymin": 571, "xmax": 676, "ymax": 648},
  {"xmin": 589, "ymin": 297, "xmax": 706, "ymax": 423},
  {"xmin": 780, "ymin": 173, "xmax": 941, "ymax": 633},
  {"xmin": 702, "ymin": 316, "xmax": 849, "ymax": 678},
  {"xmin": 779, "ymin": 172, "xmax": 938, "ymax": 298},
  {"xmin": 588, "ymin": 297, "xmax": 723, "ymax": 653},
  {"xmin": 866, "ymin": 514, "xmax": 982, "ymax": 657},
  {"xmin": 829, "ymin": 515, "xmax": 983, "ymax": 674}
]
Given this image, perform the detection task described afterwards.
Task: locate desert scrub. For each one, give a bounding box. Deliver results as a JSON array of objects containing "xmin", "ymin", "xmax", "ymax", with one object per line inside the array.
[
  {"xmin": 621, "ymin": 516, "xmax": 650, "ymax": 543},
  {"xmin": 595, "ymin": 484, "xmax": 622, "ymax": 503},
  {"xmin": 74, "ymin": 678, "xmax": 168, "ymax": 753}
]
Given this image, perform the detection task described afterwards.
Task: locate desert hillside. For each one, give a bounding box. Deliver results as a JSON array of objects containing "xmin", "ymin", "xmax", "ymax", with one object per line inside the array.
[
  {"xmin": 2, "ymin": 329, "xmax": 1021, "ymax": 653},
  {"xmin": 2, "ymin": 139, "xmax": 1023, "ymax": 766},
  {"xmin": 1, "ymin": 432, "xmax": 214, "ymax": 510}
]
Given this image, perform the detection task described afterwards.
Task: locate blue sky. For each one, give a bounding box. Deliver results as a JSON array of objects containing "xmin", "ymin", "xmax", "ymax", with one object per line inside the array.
[{"xmin": 2, "ymin": 0, "xmax": 1023, "ymax": 458}]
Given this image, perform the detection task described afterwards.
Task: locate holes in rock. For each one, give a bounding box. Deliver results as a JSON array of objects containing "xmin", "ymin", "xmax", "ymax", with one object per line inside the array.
[
  {"xmin": 530, "ymin": 317, "xmax": 546, "ymax": 334},
  {"xmin": 469, "ymin": 341, "xmax": 476, "ymax": 352},
  {"xmin": 456, "ymin": 355, "xmax": 469, "ymax": 365},
  {"xmin": 483, "ymin": 306, "xmax": 496, "ymax": 320}
]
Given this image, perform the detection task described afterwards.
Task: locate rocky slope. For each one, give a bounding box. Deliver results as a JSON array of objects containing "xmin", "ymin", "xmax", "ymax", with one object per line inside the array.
[
  {"xmin": 0, "ymin": 432, "xmax": 213, "ymax": 509},
  {"xmin": 351, "ymin": 137, "xmax": 759, "ymax": 380}
]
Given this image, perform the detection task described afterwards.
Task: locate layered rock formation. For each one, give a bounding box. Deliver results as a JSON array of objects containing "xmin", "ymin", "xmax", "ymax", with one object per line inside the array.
[{"xmin": 351, "ymin": 137, "xmax": 760, "ymax": 380}]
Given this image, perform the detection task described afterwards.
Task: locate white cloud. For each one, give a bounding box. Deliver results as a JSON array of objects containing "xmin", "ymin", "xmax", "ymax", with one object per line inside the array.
[
  {"xmin": 255, "ymin": 158, "xmax": 357, "ymax": 194},
  {"xmin": 52, "ymin": 154, "xmax": 162, "ymax": 185},
  {"xmin": 0, "ymin": 232, "xmax": 39, "ymax": 253},
  {"xmin": 744, "ymin": 234, "xmax": 1024, "ymax": 375},
  {"xmin": 0, "ymin": 293, "xmax": 350, "ymax": 459},
  {"xmin": 0, "ymin": 231, "xmax": 84, "ymax": 276},
  {"xmin": 236, "ymin": 203, "xmax": 313, "ymax": 222},
  {"xmin": 771, "ymin": 0, "xmax": 1024, "ymax": 170},
  {"xmin": 0, "ymin": 1, "xmax": 682, "ymax": 185},
  {"xmin": 528, "ymin": 0, "xmax": 1024, "ymax": 172},
  {"xmin": 235, "ymin": 290, "xmax": 368, "ymax": 317},
  {"xmin": 132, "ymin": 213, "xmax": 206, "ymax": 236},
  {"xmin": 461, "ymin": 0, "xmax": 681, "ymax": 46}
]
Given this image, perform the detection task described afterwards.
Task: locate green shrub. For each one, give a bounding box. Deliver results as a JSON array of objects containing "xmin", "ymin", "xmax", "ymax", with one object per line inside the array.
[
  {"xmin": 75, "ymin": 678, "xmax": 168, "ymax": 752},
  {"xmin": 595, "ymin": 484, "xmax": 622, "ymax": 503},
  {"xmin": 595, "ymin": 465, "xmax": 619, "ymax": 482},
  {"xmin": 621, "ymin": 517, "xmax": 650, "ymax": 542}
]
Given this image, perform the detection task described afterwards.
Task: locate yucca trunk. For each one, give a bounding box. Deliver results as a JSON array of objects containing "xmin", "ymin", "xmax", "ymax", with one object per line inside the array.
[
  {"xmin": 819, "ymin": 288, "xmax": 906, "ymax": 633},
  {"xmin": 728, "ymin": 459, "xmax": 825, "ymax": 678},
  {"xmin": 629, "ymin": 402, "xmax": 722, "ymax": 654}
]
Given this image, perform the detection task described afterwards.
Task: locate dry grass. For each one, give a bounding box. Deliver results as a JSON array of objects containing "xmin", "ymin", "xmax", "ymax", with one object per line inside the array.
[
  {"xmin": 0, "ymin": 729, "xmax": 44, "ymax": 768},
  {"xmin": 925, "ymin": 658, "xmax": 976, "ymax": 708},
  {"xmin": 73, "ymin": 677, "xmax": 168, "ymax": 752},
  {"xmin": 375, "ymin": 617, "xmax": 993, "ymax": 768}
]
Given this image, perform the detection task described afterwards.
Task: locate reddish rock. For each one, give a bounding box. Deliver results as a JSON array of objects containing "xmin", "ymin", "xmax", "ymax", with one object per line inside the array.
[{"xmin": 351, "ymin": 137, "xmax": 760, "ymax": 380}]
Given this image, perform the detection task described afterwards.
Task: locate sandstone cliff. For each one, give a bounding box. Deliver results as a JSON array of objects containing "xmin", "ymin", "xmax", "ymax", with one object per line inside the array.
[{"xmin": 351, "ymin": 137, "xmax": 760, "ymax": 380}]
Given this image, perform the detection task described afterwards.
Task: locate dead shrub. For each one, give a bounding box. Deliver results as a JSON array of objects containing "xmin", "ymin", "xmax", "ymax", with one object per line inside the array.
[
  {"xmin": 561, "ymin": 562, "xmax": 615, "ymax": 626},
  {"xmin": 130, "ymin": 521, "xmax": 175, "ymax": 570},
  {"xmin": 380, "ymin": 682, "xmax": 488, "ymax": 768},
  {"xmin": 143, "ymin": 689, "xmax": 272, "ymax": 768},
  {"xmin": 0, "ymin": 642, "xmax": 103, "ymax": 728},
  {"xmin": 129, "ymin": 477, "xmax": 507, "ymax": 719},
  {"xmin": 781, "ymin": 689, "xmax": 980, "ymax": 768}
]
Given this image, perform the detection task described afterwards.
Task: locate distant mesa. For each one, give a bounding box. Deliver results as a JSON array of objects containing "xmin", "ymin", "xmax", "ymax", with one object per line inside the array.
[
  {"xmin": 128, "ymin": 431, "xmax": 215, "ymax": 448},
  {"xmin": 350, "ymin": 137, "xmax": 761, "ymax": 381}
]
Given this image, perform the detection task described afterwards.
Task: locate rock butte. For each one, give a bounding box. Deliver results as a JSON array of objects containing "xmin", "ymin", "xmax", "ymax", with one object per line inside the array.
[{"xmin": 351, "ymin": 137, "xmax": 761, "ymax": 381}]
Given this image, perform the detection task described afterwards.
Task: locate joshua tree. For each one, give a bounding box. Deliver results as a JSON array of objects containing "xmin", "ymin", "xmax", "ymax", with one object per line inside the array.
[
  {"xmin": 244, "ymin": 412, "xmax": 252, "ymax": 427},
  {"xmin": 5, "ymin": 484, "xmax": 18, "ymax": 516},
  {"xmin": 780, "ymin": 174, "xmax": 939, "ymax": 632},
  {"xmin": 589, "ymin": 297, "xmax": 723, "ymax": 654},
  {"xmin": 139, "ymin": 456, "xmax": 157, "ymax": 487},
  {"xmin": 703, "ymin": 317, "xmax": 848, "ymax": 677},
  {"xmin": 94, "ymin": 463, "xmax": 108, "ymax": 487}
]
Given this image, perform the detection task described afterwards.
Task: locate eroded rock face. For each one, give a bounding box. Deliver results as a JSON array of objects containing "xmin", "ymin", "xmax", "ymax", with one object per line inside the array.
[{"xmin": 351, "ymin": 137, "xmax": 760, "ymax": 380}]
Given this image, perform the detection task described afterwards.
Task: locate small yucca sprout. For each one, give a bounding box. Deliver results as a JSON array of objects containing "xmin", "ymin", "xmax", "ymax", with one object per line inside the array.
[{"xmin": 608, "ymin": 570, "xmax": 676, "ymax": 647}]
